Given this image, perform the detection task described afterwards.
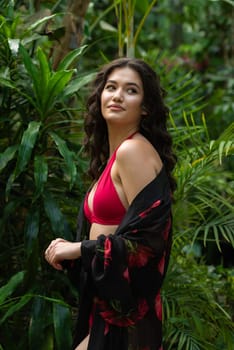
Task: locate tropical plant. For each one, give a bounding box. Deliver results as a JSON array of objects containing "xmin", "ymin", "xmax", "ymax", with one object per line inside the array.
[
  {"xmin": 0, "ymin": 6, "xmax": 94, "ymax": 349},
  {"xmin": 0, "ymin": 1, "xmax": 233, "ymax": 350},
  {"xmin": 162, "ymin": 115, "xmax": 234, "ymax": 349},
  {"xmin": 113, "ymin": 0, "xmax": 157, "ymax": 57}
]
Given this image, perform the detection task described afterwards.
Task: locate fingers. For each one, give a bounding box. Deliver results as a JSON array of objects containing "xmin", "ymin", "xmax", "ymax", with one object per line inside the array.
[{"xmin": 44, "ymin": 238, "xmax": 66, "ymax": 270}]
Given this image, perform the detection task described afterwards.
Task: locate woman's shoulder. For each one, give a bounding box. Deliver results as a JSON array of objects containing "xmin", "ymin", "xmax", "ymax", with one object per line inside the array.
[{"xmin": 116, "ymin": 134, "xmax": 162, "ymax": 172}]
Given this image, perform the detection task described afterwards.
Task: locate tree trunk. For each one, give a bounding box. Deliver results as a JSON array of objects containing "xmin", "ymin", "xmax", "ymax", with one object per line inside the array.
[{"xmin": 52, "ymin": 0, "xmax": 90, "ymax": 69}]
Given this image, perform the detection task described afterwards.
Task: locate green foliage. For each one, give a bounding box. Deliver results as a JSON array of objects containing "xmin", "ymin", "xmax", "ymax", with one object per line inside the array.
[
  {"xmin": 163, "ymin": 257, "xmax": 234, "ymax": 350},
  {"xmin": 113, "ymin": 0, "xmax": 157, "ymax": 57},
  {"xmin": 0, "ymin": 1, "xmax": 233, "ymax": 349},
  {"xmin": 162, "ymin": 114, "xmax": 234, "ymax": 349},
  {"xmin": 0, "ymin": 5, "xmax": 92, "ymax": 349}
]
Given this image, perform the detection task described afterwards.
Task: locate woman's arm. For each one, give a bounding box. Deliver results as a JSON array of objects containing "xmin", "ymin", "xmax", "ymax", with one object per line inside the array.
[{"xmin": 115, "ymin": 138, "xmax": 162, "ymax": 205}]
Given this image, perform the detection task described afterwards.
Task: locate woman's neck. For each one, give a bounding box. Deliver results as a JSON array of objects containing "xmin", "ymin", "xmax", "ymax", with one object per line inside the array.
[{"xmin": 107, "ymin": 126, "xmax": 139, "ymax": 156}]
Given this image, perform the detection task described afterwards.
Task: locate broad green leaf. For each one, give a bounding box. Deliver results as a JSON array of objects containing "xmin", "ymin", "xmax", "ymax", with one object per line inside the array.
[
  {"xmin": 43, "ymin": 192, "xmax": 63, "ymax": 233},
  {"xmin": 0, "ymin": 271, "xmax": 25, "ymax": 305},
  {"xmin": 41, "ymin": 70, "xmax": 74, "ymax": 116},
  {"xmin": 53, "ymin": 303, "xmax": 72, "ymax": 350},
  {"xmin": 43, "ymin": 191, "xmax": 70, "ymax": 237},
  {"xmin": 47, "ymin": 70, "xmax": 74, "ymax": 97},
  {"xmin": 29, "ymin": 297, "xmax": 53, "ymax": 350},
  {"xmin": 15, "ymin": 121, "xmax": 41, "ymax": 177},
  {"xmin": 49, "ymin": 131, "xmax": 77, "ymax": 188},
  {"xmin": 19, "ymin": 44, "xmax": 39, "ymax": 94},
  {"xmin": 37, "ymin": 46, "xmax": 50, "ymax": 93},
  {"xmin": 63, "ymin": 72, "xmax": 96, "ymax": 96},
  {"xmin": 0, "ymin": 294, "xmax": 32, "ymax": 324},
  {"xmin": 57, "ymin": 45, "xmax": 88, "ymax": 70},
  {"xmin": 0, "ymin": 200, "xmax": 20, "ymax": 235},
  {"xmin": 0, "ymin": 145, "xmax": 18, "ymax": 172},
  {"xmin": 6, "ymin": 121, "xmax": 41, "ymax": 196},
  {"xmin": 24, "ymin": 207, "xmax": 40, "ymax": 257},
  {"xmin": 34, "ymin": 155, "xmax": 48, "ymax": 197}
]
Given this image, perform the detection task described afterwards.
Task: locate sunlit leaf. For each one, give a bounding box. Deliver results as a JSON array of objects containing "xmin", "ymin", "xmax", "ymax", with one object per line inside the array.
[
  {"xmin": 8, "ymin": 38, "xmax": 20, "ymax": 55},
  {"xmin": 57, "ymin": 45, "xmax": 88, "ymax": 70},
  {"xmin": 26, "ymin": 13, "xmax": 61, "ymax": 33},
  {"xmin": 63, "ymin": 72, "xmax": 96, "ymax": 96},
  {"xmin": 41, "ymin": 70, "xmax": 74, "ymax": 116},
  {"xmin": 37, "ymin": 46, "xmax": 50, "ymax": 93},
  {"xmin": 19, "ymin": 44, "xmax": 39, "ymax": 96}
]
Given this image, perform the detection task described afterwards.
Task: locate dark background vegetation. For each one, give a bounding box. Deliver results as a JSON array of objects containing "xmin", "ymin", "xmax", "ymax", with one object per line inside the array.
[{"xmin": 0, "ymin": 1, "xmax": 233, "ymax": 349}]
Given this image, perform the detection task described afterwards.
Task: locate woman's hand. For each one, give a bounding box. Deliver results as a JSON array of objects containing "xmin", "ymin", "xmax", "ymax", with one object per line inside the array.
[{"xmin": 45, "ymin": 238, "xmax": 81, "ymax": 270}]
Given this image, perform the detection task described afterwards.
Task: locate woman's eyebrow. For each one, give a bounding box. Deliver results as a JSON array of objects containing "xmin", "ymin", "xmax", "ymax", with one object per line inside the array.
[{"xmin": 106, "ymin": 79, "xmax": 141, "ymax": 89}]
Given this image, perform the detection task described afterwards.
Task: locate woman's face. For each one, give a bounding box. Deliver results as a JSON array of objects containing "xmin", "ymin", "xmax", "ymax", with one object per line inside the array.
[{"xmin": 101, "ymin": 67, "xmax": 146, "ymax": 128}]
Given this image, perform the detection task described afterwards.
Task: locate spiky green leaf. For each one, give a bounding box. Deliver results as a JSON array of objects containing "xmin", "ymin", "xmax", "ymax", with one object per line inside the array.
[
  {"xmin": 41, "ymin": 70, "xmax": 74, "ymax": 116},
  {"xmin": 63, "ymin": 72, "xmax": 96, "ymax": 96},
  {"xmin": 15, "ymin": 121, "xmax": 41, "ymax": 177},
  {"xmin": 57, "ymin": 45, "xmax": 88, "ymax": 70},
  {"xmin": 24, "ymin": 208, "xmax": 40, "ymax": 257},
  {"xmin": 53, "ymin": 303, "xmax": 72, "ymax": 350},
  {"xmin": 6, "ymin": 121, "xmax": 41, "ymax": 195},
  {"xmin": 0, "ymin": 271, "xmax": 25, "ymax": 305},
  {"xmin": 0, "ymin": 294, "xmax": 32, "ymax": 324},
  {"xmin": 43, "ymin": 191, "xmax": 72, "ymax": 239},
  {"xmin": 49, "ymin": 131, "xmax": 77, "ymax": 188},
  {"xmin": 34, "ymin": 155, "xmax": 48, "ymax": 197},
  {"xmin": 0, "ymin": 145, "xmax": 18, "ymax": 172}
]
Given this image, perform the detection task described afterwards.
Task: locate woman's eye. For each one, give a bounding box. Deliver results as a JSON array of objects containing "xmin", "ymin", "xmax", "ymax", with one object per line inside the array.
[
  {"xmin": 106, "ymin": 85, "xmax": 115, "ymax": 91},
  {"xmin": 127, "ymin": 88, "xmax": 137, "ymax": 94}
]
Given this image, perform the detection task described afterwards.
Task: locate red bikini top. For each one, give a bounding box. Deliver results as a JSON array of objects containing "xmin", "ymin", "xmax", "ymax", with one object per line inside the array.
[{"xmin": 84, "ymin": 133, "xmax": 137, "ymax": 225}]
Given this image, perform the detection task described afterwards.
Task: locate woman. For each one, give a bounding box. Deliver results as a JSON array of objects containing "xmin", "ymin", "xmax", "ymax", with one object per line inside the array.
[{"xmin": 45, "ymin": 57, "xmax": 176, "ymax": 350}]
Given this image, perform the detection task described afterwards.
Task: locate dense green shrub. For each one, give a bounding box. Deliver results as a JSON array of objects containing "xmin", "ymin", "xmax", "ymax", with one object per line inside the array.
[{"xmin": 0, "ymin": 1, "xmax": 233, "ymax": 349}]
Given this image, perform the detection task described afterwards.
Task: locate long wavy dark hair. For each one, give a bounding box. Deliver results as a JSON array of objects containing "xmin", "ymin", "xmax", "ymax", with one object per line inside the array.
[{"xmin": 84, "ymin": 57, "xmax": 177, "ymax": 192}]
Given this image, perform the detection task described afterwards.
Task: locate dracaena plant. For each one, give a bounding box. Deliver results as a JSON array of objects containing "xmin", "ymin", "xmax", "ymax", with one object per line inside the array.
[{"xmin": 0, "ymin": 8, "xmax": 94, "ymax": 349}]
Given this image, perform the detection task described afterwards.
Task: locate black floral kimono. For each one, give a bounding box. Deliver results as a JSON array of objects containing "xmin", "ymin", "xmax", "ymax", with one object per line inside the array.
[{"xmin": 68, "ymin": 166, "xmax": 172, "ymax": 350}]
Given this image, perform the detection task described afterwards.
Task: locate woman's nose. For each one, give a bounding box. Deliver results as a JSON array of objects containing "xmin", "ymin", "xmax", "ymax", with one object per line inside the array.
[{"xmin": 112, "ymin": 89, "xmax": 123, "ymax": 101}]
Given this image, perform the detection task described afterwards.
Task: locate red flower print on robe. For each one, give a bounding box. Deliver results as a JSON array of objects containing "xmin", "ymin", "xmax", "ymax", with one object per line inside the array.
[
  {"xmin": 155, "ymin": 292, "xmax": 162, "ymax": 321},
  {"xmin": 97, "ymin": 297, "xmax": 149, "ymax": 327},
  {"xmin": 158, "ymin": 253, "xmax": 165, "ymax": 275},
  {"xmin": 104, "ymin": 237, "xmax": 112, "ymax": 268},
  {"xmin": 128, "ymin": 244, "xmax": 155, "ymax": 268}
]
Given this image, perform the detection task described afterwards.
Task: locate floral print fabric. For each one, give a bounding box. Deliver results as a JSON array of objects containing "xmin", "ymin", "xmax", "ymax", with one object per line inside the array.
[{"xmin": 70, "ymin": 166, "xmax": 172, "ymax": 350}]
